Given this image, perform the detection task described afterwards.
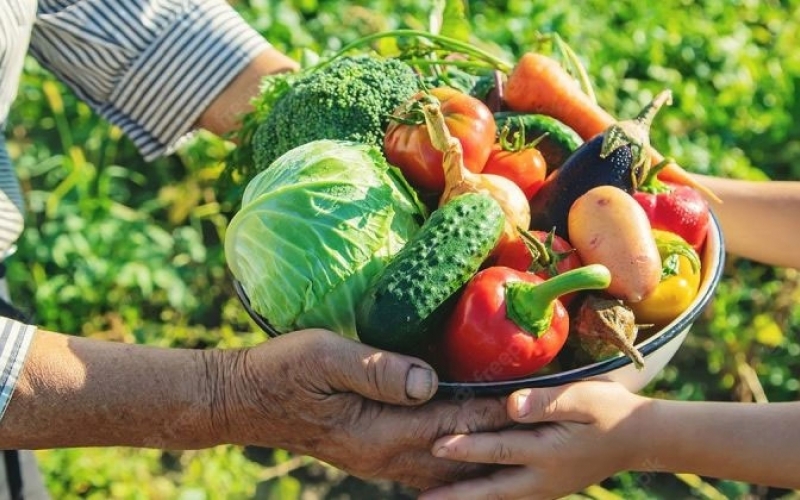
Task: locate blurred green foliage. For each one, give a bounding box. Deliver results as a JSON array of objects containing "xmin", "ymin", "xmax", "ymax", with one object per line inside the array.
[{"xmin": 5, "ymin": 0, "xmax": 800, "ymax": 498}]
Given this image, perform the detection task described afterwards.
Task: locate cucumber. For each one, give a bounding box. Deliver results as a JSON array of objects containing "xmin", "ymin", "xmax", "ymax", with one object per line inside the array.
[
  {"xmin": 356, "ymin": 193, "xmax": 505, "ymax": 355},
  {"xmin": 494, "ymin": 112, "xmax": 583, "ymax": 172}
]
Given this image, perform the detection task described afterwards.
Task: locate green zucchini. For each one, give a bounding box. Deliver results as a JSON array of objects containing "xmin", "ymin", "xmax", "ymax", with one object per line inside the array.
[
  {"xmin": 494, "ymin": 112, "xmax": 583, "ymax": 172},
  {"xmin": 356, "ymin": 193, "xmax": 505, "ymax": 355}
]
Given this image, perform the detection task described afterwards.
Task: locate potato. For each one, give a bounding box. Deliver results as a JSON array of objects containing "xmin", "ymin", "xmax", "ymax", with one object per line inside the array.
[{"xmin": 568, "ymin": 185, "xmax": 661, "ymax": 302}]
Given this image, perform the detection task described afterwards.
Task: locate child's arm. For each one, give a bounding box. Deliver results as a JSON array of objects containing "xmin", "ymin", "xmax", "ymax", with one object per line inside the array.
[
  {"xmin": 420, "ymin": 381, "xmax": 800, "ymax": 500},
  {"xmin": 693, "ymin": 174, "xmax": 800, "ymax": 269}
]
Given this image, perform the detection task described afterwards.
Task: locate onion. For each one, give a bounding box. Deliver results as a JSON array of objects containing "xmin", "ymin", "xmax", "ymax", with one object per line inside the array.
[{"xmin": 421, "ymin": 101, "xmax": 531, "ymax": 248}]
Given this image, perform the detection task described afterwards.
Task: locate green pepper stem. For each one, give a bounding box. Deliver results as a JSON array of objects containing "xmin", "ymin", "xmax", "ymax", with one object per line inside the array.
[
  {"xmin": 505, "ymin": 264, "xmax": 612, "ymax": 337},
  {"xmin": 655, "ymin": 236, "xmax": 702, "ymax": 273}
]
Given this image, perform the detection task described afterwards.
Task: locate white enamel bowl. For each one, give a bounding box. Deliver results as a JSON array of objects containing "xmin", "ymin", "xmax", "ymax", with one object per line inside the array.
[{"xmin": 436, "ymin": 212, "xmax": 725, "ymax": 397}]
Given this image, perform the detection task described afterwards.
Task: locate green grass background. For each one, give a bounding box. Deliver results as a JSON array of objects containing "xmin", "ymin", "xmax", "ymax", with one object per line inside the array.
[{"xmin": 6, "ymin": 0, "xmax": 800, "ymax": 498}]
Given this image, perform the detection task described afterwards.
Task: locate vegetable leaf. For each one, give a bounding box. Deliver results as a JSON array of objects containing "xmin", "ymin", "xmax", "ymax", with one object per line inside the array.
[
  {"xmin": 225, "ymin": 140, "xmax": 425, "ymax": 339},
  {"xmin": 431, "ymin": 0, "xmax": 471, "ymax": 41}
]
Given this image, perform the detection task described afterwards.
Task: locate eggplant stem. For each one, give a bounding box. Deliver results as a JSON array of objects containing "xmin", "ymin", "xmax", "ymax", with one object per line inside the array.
[
  {"xmin": 636, "ymin": 90, "xmax": 674, "ymax": 124},
  {"xmin": 601, "ymin": 89, "xmax": 673, "ymax": 189}
]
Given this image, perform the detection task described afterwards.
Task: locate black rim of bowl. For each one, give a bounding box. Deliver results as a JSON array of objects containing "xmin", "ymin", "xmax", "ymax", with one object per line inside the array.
[
  {"xmin": 437, "ymin": 212, "xmax": 726, "ymax": 396},
  {"xmin": 233, "ymin": 279, "xmax": 282, "ymax": 337},
  {"xmin": 233, "ymin": 213, "xmax": 726, "ymax": 397}
]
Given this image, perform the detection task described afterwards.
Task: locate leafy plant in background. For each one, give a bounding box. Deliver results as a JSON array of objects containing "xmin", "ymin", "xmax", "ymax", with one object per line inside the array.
[{"xmin": 6, "ymin": 0, "xmax": 800, "ymax": 498}]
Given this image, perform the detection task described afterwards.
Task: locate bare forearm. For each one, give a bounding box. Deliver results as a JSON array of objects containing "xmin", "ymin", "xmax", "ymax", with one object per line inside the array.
[
  {"xmin": 196, "ymin": 46, "xmax": 299, "ymax": 137},
  {"xmin": 0, "ymin": 330, "xmax": 232, "ymax": 450},
  {"xmin": 644, "ymin": 399, "xmax": 800, "ymax": 488},
  {"xmin": 692, "ymin": 174, "xmax": 800, "ymax": 269}
]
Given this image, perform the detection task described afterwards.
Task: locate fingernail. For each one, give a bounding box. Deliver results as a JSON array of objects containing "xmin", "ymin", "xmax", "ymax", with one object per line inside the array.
[
  {"xmin": 432, "ymin": 435, "xmax": 458, "ymax": 457},
  {"xmin": 406, "ymin": 365, "xmax": 435, "ymax": 400},
  {"xmin": 513, "ymin": 389, "xmax": 532, "ymax": 418}
]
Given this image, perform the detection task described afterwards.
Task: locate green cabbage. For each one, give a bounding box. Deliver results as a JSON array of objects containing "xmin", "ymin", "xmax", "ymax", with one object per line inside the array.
[{"xmin": 225, "ymin": 140, "xmax": 426, "ymax": 339}]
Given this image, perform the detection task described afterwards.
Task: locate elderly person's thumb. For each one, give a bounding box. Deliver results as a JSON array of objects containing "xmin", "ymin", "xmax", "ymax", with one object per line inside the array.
[{"xmin": 321, "ymin": 332, "xmax": 439, "ymax": 405}]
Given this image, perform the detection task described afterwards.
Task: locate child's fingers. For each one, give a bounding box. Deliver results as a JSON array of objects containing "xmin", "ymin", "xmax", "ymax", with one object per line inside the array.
[
  {"xmin": 432, "ymin": 429, "xmax": 549, "ymax": 465},
  {"xmin": 509, "ymin": 381, "xmax": 626, "ymax": 424},
  {"xmin": 418, "ymin": 465, "xmax": 535, "ymax": 500}
]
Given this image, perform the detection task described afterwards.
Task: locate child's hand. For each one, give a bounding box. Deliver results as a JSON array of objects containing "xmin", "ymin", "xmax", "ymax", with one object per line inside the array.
[{"xmin": 419, "ymin": 381, "xmax": 653, "ymax": 500}]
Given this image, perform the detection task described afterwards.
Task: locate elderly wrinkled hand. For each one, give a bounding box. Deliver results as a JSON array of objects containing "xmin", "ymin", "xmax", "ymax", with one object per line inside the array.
[{"xmin": 219, "ymin": 329, "xmax": 514, "ymax": 491}]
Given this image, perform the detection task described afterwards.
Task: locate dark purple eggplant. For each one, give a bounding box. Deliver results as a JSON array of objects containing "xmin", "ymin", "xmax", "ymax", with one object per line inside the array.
[{"xmin": 528, "ymin": 90, "xmax": 673, "ymax": 240}]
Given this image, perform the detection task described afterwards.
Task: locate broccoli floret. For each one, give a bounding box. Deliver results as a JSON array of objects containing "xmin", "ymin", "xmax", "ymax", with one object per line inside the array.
[{"xmin": 251, "ymin": 55, "xmax": 421, "ymax": 172}]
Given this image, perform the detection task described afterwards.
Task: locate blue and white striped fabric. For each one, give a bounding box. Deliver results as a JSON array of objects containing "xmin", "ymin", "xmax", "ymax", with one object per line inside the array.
[
  {"xmin": 0, "ymin": 315, "xmax": 36, "ymax": 421},
  {"xmin": 0, "ymin": 0, "xmax": 39, "ymax": 424},
  {"xmin": 0, "ymin": 140, "xmax": 25, "ymax": 248},
  {"xmin": 0, "ymin": 0, "xmax": 271, "ymax": 421},
  {"xmin": 31, "ymin": 0, "xmax": 271, "ymax": 160}
]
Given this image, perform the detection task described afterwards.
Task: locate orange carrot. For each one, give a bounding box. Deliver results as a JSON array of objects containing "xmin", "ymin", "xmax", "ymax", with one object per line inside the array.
[
  {"xmin": 504, "ymin": 52, "xmax": 614, "ymax": 139},
  {"xmin": 503, "ymin": 52, "xmax": 721, "ymax": 203}
]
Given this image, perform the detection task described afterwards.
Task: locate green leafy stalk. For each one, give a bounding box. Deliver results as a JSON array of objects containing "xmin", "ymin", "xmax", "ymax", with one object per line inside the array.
[
  {"xmin": 551, "ymin": 33, "xmax": 597, "ymax": 104},
  {"xmin": 431, "ymin": 0, "xmax": 471, "ymax": 41},
  {"xmin": 320, "ymin": 29, "xmax": 514, "ymax": 73}
]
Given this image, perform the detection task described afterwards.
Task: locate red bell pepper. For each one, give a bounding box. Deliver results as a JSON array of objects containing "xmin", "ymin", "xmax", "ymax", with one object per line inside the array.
[
  {"xmin": 633, "ymin": 161, "xmax": 710, "ymax": 252},
  {"xmin": 442, "ymin": 264, "xmax": 611, "ymax": 382}
]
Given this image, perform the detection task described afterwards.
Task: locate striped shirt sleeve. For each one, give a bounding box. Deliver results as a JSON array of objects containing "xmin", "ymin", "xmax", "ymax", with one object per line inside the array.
[
  {"xmin": 0, "ymin": 318, "xmax": 35, "ymax": 421},
  {"xmin": 29, "ymin": 0, "xmax": 271, "ymax": 161}
]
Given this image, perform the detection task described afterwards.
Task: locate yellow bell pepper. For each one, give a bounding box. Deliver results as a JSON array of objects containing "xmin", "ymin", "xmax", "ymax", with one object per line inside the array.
[{"xmin": 628, "ymin": 229, "xmax": 702, "ymax": 327}]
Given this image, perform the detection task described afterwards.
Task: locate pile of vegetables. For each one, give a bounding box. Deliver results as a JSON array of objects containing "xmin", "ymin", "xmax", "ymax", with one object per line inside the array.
[{"xmin": 223, "ymin": 28, "xmax": 716, "ymax": 384}]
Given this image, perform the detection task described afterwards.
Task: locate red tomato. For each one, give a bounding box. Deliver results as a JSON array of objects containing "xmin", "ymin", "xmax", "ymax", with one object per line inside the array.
[
  {"xmin": 384, "ymin": 87, "xmax": 496, "ymax": 193},
  {"xmin": 494, "ymin": 230, "xmax": 581, "ymax": 277},
  {"xmin": 493, "ymin": 229, "xmax": 583, "ymax": 305},
  {"xmin": 633, "ymin": 181, "xmax": 710, "ymax": 252},
  {"xmin": 482, "ymin": 144, "xmax": 547, "ymax": 200}
]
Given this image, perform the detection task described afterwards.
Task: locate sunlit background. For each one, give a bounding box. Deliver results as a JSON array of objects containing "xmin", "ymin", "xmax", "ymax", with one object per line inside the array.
[{"xmin": 6, "ymin": 1, "xmax": 799, "ymax": 498}]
